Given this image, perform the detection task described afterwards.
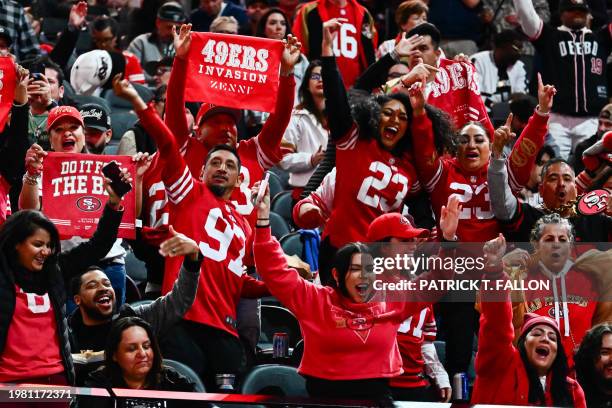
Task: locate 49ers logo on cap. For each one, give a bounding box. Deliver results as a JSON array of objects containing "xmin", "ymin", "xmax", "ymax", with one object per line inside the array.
[{"xmin": 399, "ymin": 216, "xmax": 410, "ymax": 225}]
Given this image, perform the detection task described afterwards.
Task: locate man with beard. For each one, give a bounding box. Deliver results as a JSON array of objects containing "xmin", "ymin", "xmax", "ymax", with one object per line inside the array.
[
  {"xmin": 112, "ymin": 76, "xmax": 270, "ymax": 392},
  {"xmin": 68, "ymin": 228, "xmax": 201, "ymax": 355},
  {"xmin": 570, "ymin": 103, "xmax": 612, "ymax": 174},
  {"xmin": 575, "ymin": 322, "xmax": 612, "ymax": 407},
  {"xmin": 79, "ymin": 103, "xmax": 113, "ymax": 155}
]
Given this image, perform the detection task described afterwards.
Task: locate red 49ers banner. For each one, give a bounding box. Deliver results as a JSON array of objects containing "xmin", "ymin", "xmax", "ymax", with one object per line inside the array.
[
  {"xmin": 42, "ymin": 153, "xmax": 136, "ymax": 239},
  {"xmin": 184, "ymin": 33, "xmax": 283, "ymax": 113},
  {"xmin": 0, "ymin": 57, "xmax": 16, "ymax": 133}
]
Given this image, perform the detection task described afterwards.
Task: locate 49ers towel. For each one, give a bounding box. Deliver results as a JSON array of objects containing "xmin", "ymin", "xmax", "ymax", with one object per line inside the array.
[
  {"xmin": 184, "ymin": 32, "xmax": 284, "ymax": 113},
  {"xmin": 42, "ymin": 153, "xmax": 136, "ymax": 239},
  {"xmin": 0, "ymin": 57, "xmax": 16, "ymax": 133}
]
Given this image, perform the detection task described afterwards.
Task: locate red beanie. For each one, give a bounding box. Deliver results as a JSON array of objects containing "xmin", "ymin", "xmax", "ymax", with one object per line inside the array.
[{"xmin": 520, "ymin": 313, "xmax": 561, "ymax": 338}]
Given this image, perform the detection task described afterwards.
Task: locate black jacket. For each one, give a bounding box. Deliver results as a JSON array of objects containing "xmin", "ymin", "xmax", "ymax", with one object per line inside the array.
[
  {"xmin": 0, "ymin": 204, "xmax": 123, "ymax": 384},
  {"xmin": 82, "ymin": 365, "xmax": 197, "ymax": 408}
]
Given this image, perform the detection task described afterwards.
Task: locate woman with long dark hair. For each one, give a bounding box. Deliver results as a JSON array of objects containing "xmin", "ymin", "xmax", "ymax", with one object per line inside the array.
[
  {"xmin": 473, "ymin": 234, "xmax": 586, "ymax": 407},
  {"xmin": 84, "ymin": 317, "xmax": 196, "ymax": 407},
  {"xmin": 0, "ymin": 183, "xmax": 125, "ymax": 389},
  {"xmin": 279, "ymin": 60, "xmax": 329, "ymax": 195},
  {"xmin": 575, "ymin": 322, "xmax": 612, "ymax": 407}
]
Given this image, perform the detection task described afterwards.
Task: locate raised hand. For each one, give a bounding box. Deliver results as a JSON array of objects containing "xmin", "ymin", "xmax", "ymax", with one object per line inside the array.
[
  {"xmin": 401, "ymin": 63, "xmax": 438, "ymax": 87},
  {"xmin": 250, "ymin": 179, "xmax": 271, "ymax": 219},
  {"xmin": 483, "ymin": 233, "xmax": 507, "ymax": 270},
  {"xmin": 537, "ymin": 73, "xmax": 556, "ymax": 114},
  {"xmin": 27, "ymin": 73, "xmax": 51, "ymax": 106},
  {"xmin": 492, "ymin": 113, "xmax": 516, "ymax": 158},
  {"xmin": 25, "ymin": 143, "xmax": 47, "ymax": 176},
  {"xmin": 159, "ymin": 225, "xmax": 201, "ymax": 261},
  {"xmin": 14, "ymin": 64, "xmax": 29, "ymax": 104},
  {"xmin": 103, "ymin": 164, "xmax": 132, "ymax": 207},
  {"xmin": 132, "ymin": 152, "xmax": 153, "ymax": 179},
  {"xmin": 281, "ymin": 34, "xmax": 302, "ymax": 74},
  {"xmin": 322, "ymin": 18, "xmax": 347, "ymax": 56},
  {"xmin": 394, "ymin": 33, "xmax": 424, "ymax": 58},
  {"xmin": 407, "ymin": 81, "xmax": 426, "ymax": 116},
  {"xmin": 439, "ymin": 194, "xmax": 462, "ymax": 241},
  {"xmin": 173, "ymin": 24, "xmax": 192, "ymax": 60},
  {"xmin": 69, "ymin": 1, "xmax": 88, "ymax": 29},
  {"xmin": 111, "ymin": 74, "xmax": 147, "ymax": 111}
]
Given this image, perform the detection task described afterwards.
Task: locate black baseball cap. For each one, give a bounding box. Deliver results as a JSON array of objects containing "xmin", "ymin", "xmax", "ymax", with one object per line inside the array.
[
  {"xmin": 144, "ymin": 56, "xmax": 174, "ymax": 76},
  {"xmin": 559, "ymin": 0, "xmax": 589, "ymax": 13},
  {"xmin": 157, "ymin": 1, "xmax": 186, "ymax": 23},
  {"xmin": 0, "ymin": 27, "xmax": 12, "ymax": 45},
  {"xmin": 79, "ymin": 103, "xmax": 111, "ymax": 131}
]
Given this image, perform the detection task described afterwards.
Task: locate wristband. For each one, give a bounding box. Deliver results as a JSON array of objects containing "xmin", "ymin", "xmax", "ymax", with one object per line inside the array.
[
  {"xmin": 389, "ymin": 48, "xmax": 400, "ymax": 62},
  {"xmin": 535, "ymin": 105, "xmax": 550, "ymax": 116},
  {"xmin": 22, "ymin": 173, "xmax": 40, "ymax": 186},
  {"xmin": 256, "ymin": 223, "xmax": 270, "ymax": 228},
  {"xmin": 257, "ymin": 218, "xmax": 270, "ymax": 221}
]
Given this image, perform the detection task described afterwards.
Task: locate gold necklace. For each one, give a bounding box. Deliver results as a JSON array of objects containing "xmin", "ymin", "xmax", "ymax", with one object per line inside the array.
[{"xmin": 541, "ymin": 200, "xmax": 578, "ymax": 218}]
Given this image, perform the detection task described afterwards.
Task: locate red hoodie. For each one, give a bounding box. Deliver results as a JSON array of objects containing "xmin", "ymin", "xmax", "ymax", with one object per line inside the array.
[
  {"xmin": 253, "ymin": 227, "xmax": 451, "ymax": 380},
  {"xmin": 472, "ymin": 286, "xmax": 586, "ymax": 407}
]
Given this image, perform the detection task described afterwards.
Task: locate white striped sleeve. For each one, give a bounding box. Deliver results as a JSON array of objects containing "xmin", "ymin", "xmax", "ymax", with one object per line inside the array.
[
  {"xmin": 165, "ymin": 165, "xmax": 194, "ymax": 205},
  {"xmin": 336, "ymin": 126, "xmax": 359, "ymax": 151},
  {"xmin": 424, "ymin": 161, "xmax": 444, "ymax": 193}
]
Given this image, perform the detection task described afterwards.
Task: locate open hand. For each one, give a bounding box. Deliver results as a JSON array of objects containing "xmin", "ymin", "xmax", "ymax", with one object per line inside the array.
[
  {"xmin": 159, "ymin": 225, "xmax": 201, "ymax": 261},
  {"xmin": 281, "ymin": 34, "xmax": 302, "ymax": 73},
  {"xmin": 173, "ymin": 24, "xmax": 192, "ymax": 60},
  {"xmin": 439, "ymin": 195, "xmax": 462, "ymax": 241}
]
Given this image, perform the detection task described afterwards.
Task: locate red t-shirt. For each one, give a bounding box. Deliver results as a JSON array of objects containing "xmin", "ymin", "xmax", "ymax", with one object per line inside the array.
[
  {"xmin": 0, "ymin": 286, "xmax": 64, "ymax": 382},
  {"xmin": 123, "ymin": 51, "xmax": 145, "ymax": 84},
  {"xmin": 325, "ymin": 124, "xmax": 421, "ymax": 248}
]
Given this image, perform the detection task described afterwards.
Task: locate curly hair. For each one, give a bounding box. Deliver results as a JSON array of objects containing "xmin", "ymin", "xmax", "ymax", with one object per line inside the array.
[
  {"xmin": 575, "ymin": 322, "xmax": 612, "ymax": 405},
  {"xmin": 530, "ymin": 213, "xmax": 575, "ymax": 243},
  {"xmin": 349, "ymin": 92, "xmax": 455, "ymax": 156}
]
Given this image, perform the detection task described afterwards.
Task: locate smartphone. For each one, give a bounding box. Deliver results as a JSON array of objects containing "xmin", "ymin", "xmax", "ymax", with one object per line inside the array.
[
  {"xmin": 254, "ymin": 173, "xmax": 270, "ymax": 206},
  {"xmin": 102, "ymin": 161, "xmax": 132, "ymax": 198},
  {"xmin": 29, "ymin": 62, "xmax": 45, "ymax": 80}
]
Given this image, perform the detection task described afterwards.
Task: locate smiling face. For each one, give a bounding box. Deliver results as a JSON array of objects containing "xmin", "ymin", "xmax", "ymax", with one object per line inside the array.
[
  {"xmin": 113, "ymin": 326, "xmax": 154, "ymax": 385},
  {"xmin": 595, "ymin": 333, "xmax": 612, "ymax": 385},
  {"xmin": 50, "ymin": 117, "xmax": 85, "ymax": 153},
  {"xmin": 539, "ymin": 162, "xmax": 577, "ymax": 211},
  {"xmin": 335, "ymin": 253, "xmax": 375, "ymax": 303},
  {"xmin": 534, "ymin": 223, "xmax": 572, "ymax": 273},
  {"xmin": 456, "ymin": 123, "xmax": 491, "ymax": 172},
  {"xmin": 75, "ymin": 269, "xmax": 116, "ymax": 323},
  {"xmin": 524, "ymin": 324, "xmax": 559, "ymax": 376},
  {"xmin": 378, "ymin": 99, "xmax": 409, "ymax": 151},
  {"xmin": 264, "ymin": 12, "xmax": 287, "ymax": 40},
  {"xmin": 202, "ymin": 149, "xmax": 242, "ymax": 198},
  {"xmin": 15, "ymin": 228, "xmax": 52, "ymax": 272}
]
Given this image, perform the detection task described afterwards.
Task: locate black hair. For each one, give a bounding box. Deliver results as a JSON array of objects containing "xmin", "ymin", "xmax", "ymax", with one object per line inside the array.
[
  {"xmin": 510, "ymin": 93, "xmax": 538, "ymax": 123},
  {"xmin": 575, "ymin": 322, "xmax": 612, "ymax": 404},
  {"xmin": 350, "ymin": 92, "xmax": 455, "ymax": 157},
  {"xmin": 205, "ymin": 144, "xmax": 242, "ymax": 170},
  {"xmin": 255, "ymin": 8, "xmax": 291, "ymax": 39},
  {"xmin": 493, "ymin": 29, "xmax": 523, "ymax": 48},
  {"xmin": 69, "ymin": 265, "xmax": 106, "ymax": 297},
  {"xmin": 517, "ymin": 329, "xmax": 575, "ymax": 406},
  {"xmin": 405, "ymin": 22, "xmax": 441, "ymax": 49},
  {"xmin": 153, "ymin": 84, "xmax": 167, "ymax": 102},
  {"xmin": 297, "ymin": 60, "xmax": 325, "ymax": 125},
  {"xmin": 92, "ymin": 15, "xmax": 119, "ymax": 38},
  {"xmin": 0, "ymin": 210, "xmax": 61, "ymax": 288},
  {"xmin": 103, "ymin": 317, "xmax": 163, "ymax": 388},
  {"xmin": 540, "ymin": 157, "xmax": 574, "ymax": 181},
  {"xmin": 330, "ymin": 242, "xmax": 371, "ymax": 298},
  {"xmin": 536, "ymin": 145, "xmax": 556, "ymax": 165}
]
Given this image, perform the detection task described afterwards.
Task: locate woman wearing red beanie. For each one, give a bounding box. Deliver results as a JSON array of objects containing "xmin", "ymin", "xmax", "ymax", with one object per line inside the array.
[{"xmin": 472, "ymin": 234, "xmax": 586, "ymax": 407}]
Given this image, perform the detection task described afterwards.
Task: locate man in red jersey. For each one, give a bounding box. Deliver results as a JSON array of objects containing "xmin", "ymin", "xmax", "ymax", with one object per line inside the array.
[{"xmin": 112, "ymin": 76, "xmax": 269, "ymax": 392}]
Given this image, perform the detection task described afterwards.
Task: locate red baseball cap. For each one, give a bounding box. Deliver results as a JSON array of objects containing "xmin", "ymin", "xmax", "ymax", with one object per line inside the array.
[
  {"xmin": 47, "ymin": 106, "xmax": 84, "ymax": 131},
  {"xmin": 520, "ymin": 313, "xmax": 561, "ymax": 338},
  {"xmin": 195, "ymin": 103, "xmax": 242, "ymax": 128},
  {"xmin": 367, "ymin": 213, "xmax": 429, "ymax": 242}
]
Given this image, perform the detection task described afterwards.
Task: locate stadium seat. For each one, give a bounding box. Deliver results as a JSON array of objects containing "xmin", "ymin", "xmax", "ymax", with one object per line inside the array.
[
  {"xmin": 290, "ymin": 339, "xmax": 304, "ymax": 367},
  {"xmin": 109, "ymin": 112, "xmax": 138, "ymax": 141},
  {"xmin": 133, "ymin": 83, "xmax": 154, "ymax": 104},
  {"xmin": 240, "ymin": 364, "xmax": 307, "ymax": 397},
  {"xmin": 270, "ymin": 212, "xmax": 290, "ymax": 240},
  {"xmin": 271, "ymin": 191, "xmax": 293, "ymax": 227},
  {"xmin": 269, "ymin": 166, "xmax": 289, "ymax": 190},
  {"xmin": 125, "ymin": 250, "xmax": 148, "ymax": 283},
  {"xmin": 162, "ymin": 359, "xmax": 206, "ymax": 392},
  {"xmin": 433, "ymin": 340, "xmax": 445, "ymax": 365},
  {"xmin": 124, "ymin": 275, "xmax": 142, "ymax": 303},
  {"xmin": 260, "ymin": 305, "xmax": 301, "ymax": 348},
  {"xmin": 279, "ymin": 232, "xmax": 303, "ymax": 258},
  {"xmin": 267, "ymin": 171, "xmax": 284, "ymax": 200}
]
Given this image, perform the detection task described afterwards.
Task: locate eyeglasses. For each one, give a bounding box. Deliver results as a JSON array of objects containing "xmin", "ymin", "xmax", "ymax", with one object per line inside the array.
[{"xmin": 310, "ymin": 73, "xmax": 322, "ymax": 81}]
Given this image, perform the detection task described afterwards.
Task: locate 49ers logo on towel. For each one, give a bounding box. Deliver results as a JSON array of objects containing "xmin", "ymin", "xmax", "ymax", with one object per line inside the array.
[
  {"xmin": 42, "ymin": 153, "xmax": 136, "ymax": 239},
  {"xmin": 184, "ymin": 33, "xmax": 283, "ymax": 113}
]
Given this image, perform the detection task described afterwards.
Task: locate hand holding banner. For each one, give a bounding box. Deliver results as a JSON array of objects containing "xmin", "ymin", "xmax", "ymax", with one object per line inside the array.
[
  {"xmin": 184, "ymin": 33, "xmax": 284, "ymax": 113},
  {"xmin": 42, "ymin": 153, "xmax": 136, "ymax": 239},
  {"xmin": 0, "ymin": 57, "xmax": 16, "ymax": 133}
]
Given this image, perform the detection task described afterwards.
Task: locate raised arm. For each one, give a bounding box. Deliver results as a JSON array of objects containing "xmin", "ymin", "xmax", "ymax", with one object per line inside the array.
[
  {"xmin": 512, "ymin": 0, "xmax": 544, "ymax": 39},
  {"xmin": 49, "ymin": 2, "xmax": 88, "ymax": 69}
]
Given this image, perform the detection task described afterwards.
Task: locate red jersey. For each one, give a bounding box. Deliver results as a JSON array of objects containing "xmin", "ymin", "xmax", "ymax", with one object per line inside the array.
[
  {"xmin": 0, "ymin": 286, "xmax": 64, "ymax": 382},
  {"xmin": 141, "ymin": 153, "xmax": 169, "ymax": 229},
  {"xmin": 411, "ymin": 114, "xmax": 500, "ymax": 242},
  {"xmin": 325, "ymin": 124, "xmax": 421, "ymax": 248},
  {"xmin": 521, "ymin": 264, "xmax": 598, "ymax": 369},
  {"xmin": 0, "ymin": 175, "xmax": 9, "ymax": 225},
  {"xmin": 293, "ymin": 0, "xmax": 377, "ymax": 88},
  {"xmin": 137, "ymin": 106, "xmax": 267, "ymax": 337},
  {"xmin": 123, "ymin": 51, "xmax": 145, "ymax": 84},
  {"xmin": 390, "ymin": 306, "xmax": 437, "ymax": 389}
]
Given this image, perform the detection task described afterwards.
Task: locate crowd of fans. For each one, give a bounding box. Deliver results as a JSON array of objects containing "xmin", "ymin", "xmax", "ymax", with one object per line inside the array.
[{"xmin": 0, "ymin": 0, "xmax": 611, "ymax": 407}]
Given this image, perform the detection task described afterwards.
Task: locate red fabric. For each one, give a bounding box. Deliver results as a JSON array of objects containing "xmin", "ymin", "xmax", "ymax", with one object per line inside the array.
[
  {"xmin": 183, "ymin": 33, "xmax": 283, "ymax": 112},
  {"xmin": 0, "ymin": 175, "xmax": 9, "ymax": 225},
  {"xmin": 506, "ymin": 112, "xmax": 550, "ymax": 192},
  {"xmin": 390, "ymin": 306, "xmax": 437, "ymax": 388},
  {"xmin": 472, "ymin": 290, "xmax": 586, "ymax": 407},
  {"xmin": 137, "ymin": 106, "xmax": 267, "ymax": 337},
  {"xmin": 123, "ymin": 51, "xmax": 145, "ymax": 84},
  {"xmin": 0, "ymin": 57, "xmax": 16, "ymax": 133},
  {"xmin": 427, "ymin": 58, "xmax": 494, "ymax": 137},
  {"xmin": 411, "ymin": 113, "xmax": 501, "ymax": 243},
  {"xmin": 325, "ymin": 124, "xmax": 421, "ymax": 248},
  {"xmin": 293, "ymin": 0, "xmax": 377, "ymax": 88},
  {"xmin": 521, "ymin": 265, "xmax": 598, "ymax": 370},
  {"xmin": 0, "ymin": 286, "xmax": 64, "ymax": 382},
  {"xmin": 41, "ymin": 153, "xmax": 135, "ymax": 239},
  {"xmin": 253, "ymin": 227, "xmax": 429, "ymax": 380}
]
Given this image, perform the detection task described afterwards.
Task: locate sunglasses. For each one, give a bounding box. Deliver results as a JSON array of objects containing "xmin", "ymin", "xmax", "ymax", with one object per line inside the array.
[{"xmin": 310, "ymin": 73, "xmax": 322, "ymax": 81}]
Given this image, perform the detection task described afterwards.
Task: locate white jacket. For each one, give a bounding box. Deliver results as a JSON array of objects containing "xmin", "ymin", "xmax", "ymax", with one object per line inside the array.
[{"xmin": 471, "ymin": 50, "xmax": 527, "ymax": 104}]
